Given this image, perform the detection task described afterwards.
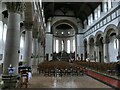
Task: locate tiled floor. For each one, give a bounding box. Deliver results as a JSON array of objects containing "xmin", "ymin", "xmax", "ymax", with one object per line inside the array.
[{"xmin": 28, "ymin": 73, "xmax": 112, "ymax": 88}]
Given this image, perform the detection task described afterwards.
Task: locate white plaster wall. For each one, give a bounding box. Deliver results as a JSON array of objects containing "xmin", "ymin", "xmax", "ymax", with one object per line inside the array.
[
  {"xmin": 46, "ymin": 21, "xmax": 51, "ymax": 33},
  {"xmin": 76, "ymin": 34, "xmax": 84, "ymax": 58},
  {"xmin": 109, "ymin": 35, "xmax": 118, "ymax": 62},
  {"xmin": 77, "ymin": 22, "xmax": 83, "ymax": 33},
  {"xmin": 45, "ymin": 34, "xmax": 53, "ymax": 60}
]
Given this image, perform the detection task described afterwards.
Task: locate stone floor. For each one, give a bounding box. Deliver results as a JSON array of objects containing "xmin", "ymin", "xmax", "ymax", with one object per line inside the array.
[{"xmin": 28, "ymin": 73, "xmax": 112, "ymax": 88}]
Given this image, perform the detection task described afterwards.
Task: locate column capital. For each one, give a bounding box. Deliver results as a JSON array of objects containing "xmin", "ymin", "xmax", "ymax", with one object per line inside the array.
[
  {"xmin": 94, "ymin": 42, "xmax": 99, "ymax": 46},
  {"xmin": 116, "ymin": 34, "xmax": 120, "ymax": 40},
  {"xmin": 103, "ymin": 37, "xmax": 110, "ymax": 44},
  {"xmin": 5, "ymin": 2, "xmax": 25, "ymax": 14},
  {"xmin": 24, "ymin": 21, "xmax": 33, "ymax": 30},
  {"xmin": 33, "ymin": 31, "xmax": 38, "ymax": 38},
  {"xmin": 47, "ymin": 17, "xmax": 52, "ymax": 22},
  {"xmin": 87, "ymin": 42, "xmax": 90, "ymax": 45}
]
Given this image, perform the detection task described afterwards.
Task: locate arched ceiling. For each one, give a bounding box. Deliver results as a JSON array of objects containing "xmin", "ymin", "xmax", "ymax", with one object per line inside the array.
[
  {"xmin": 56, "ymin": 24, "xmax": 72, "ymax": 29},
  {"xmin": 53, "ymin": 23, "xmax": 75, "ymax": 37},
  {"xmin": 42, "ymin": 2, "xmax": 101, "ymax": 22}
]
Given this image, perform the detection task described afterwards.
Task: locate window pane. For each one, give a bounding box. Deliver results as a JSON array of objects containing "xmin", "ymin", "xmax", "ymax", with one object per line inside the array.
[
  {"xmin": 98, "ymin": 6, "xmax": 101, "ymax": 18},
  {"xmin": 94, "ymin": 9, "xmax": 98, "ymax": 20},
  {"xmin": 3, "ymin": 24, "xmax": 7, "ymax": 43},
  {"xmin": 20, "ymin": 36, "xmax": 24, "ymax": 48},
  {"xmin": 108, "ymin": 0, "xmax": 112, "ymax": 10},
  {"xmin": 0, "ymin": 21, "xmax": 3, "ymax": 40}
]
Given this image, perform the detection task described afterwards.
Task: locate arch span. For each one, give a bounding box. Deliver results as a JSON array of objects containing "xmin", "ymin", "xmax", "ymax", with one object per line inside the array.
[{"xmin": 51, "ymin": 19, "xmax": 78, "ymax": 34}]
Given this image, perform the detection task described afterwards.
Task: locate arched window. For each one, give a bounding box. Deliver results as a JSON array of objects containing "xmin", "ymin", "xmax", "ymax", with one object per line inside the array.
[
  {"xmin": 108, "ymin": 0, "xmax": 112, "ymax": 10},
  {"xmin": 67, "ymin": 40, "xmax": 70, "ymax": 53},
  {"xmin": 20, "ymin": 36, "xmax": 24, "ymax": 49},
  {"xmin": 3, "ymin": 24, "xmax": 7, "ymax": 43},
  {"xmin": 0, "ymin": 21, "xmax": 3, "ymax": 40},
  {"xmin": 0, "ymin": 21, "xmax": 3, "ymax": 55},
  {"xmin": 114, "ymin": 39, "xmax": 118, "ymax": 49},
  {"xmin": 103, "ymin": 1, "xmax": 108, "ymax": 12}
]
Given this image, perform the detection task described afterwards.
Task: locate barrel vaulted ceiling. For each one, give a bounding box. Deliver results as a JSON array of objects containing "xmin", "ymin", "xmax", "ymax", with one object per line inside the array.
[{"xmin": 42, "ymin": 2, "xmax": 101, "ymax": 23}]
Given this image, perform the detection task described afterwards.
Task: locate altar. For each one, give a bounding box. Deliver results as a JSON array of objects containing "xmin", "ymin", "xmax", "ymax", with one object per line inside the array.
[{"xmin": 53, "ymin": 51, "xmax": 75, "ymax": 61}]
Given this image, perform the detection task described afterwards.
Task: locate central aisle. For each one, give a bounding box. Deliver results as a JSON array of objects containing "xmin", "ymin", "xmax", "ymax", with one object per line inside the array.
[{"xmin": 28, "ymin": 73, "xmax": 112, "ymax": 88}]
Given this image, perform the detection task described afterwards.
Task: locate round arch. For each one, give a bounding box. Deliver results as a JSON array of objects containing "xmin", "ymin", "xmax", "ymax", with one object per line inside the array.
[
  {"xmin": 103, "ymin": 24, "xmax": 118, "ymax": 63},
  {"xmin": 95, "ymin": 31, "xmax": 104, "ymax": 63},
  {"xmin": 88, "ymin": 35, "xmax": 95, "ymax": 44},
  {"xmin": 51, "ymin": 19, "xmax": 78, "ymax": 34},
  {"xmin": 95, "ymin": 31, "xmax": 104, "ymax": 43},
  {"xmin": 83, "ymin": 38, "xmax": 87, "ymax": 43},
  {"xmin": 88, "ymin": 35, "xmax": 95, "ymax": 60},
  {"xmin": 104, "ymin": 24, "xmax": 118, "ymax": 38}
]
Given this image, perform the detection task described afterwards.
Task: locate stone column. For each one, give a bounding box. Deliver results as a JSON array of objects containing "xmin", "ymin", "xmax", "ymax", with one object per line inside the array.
[
  {"xmin": 59, "ymin": 39, "xmax": 62, "ymax": 52},
  {"xmin": 46, "ymin": 17, "xmax": 51, "ymax": 33},
  {"xmin": 23, "ymin": 21, "xmax": 33, "ymax": 66},
  {"xmin": 64, "ymin": 39, "xmax": 67, "ymax": 52},
  {"xmin": 70, "ymin": 38, "xmax": 73, "ymax": 52},
  {"xmin": 45, "ymin": 34, "xmax": 53, "ymax": 60},
  {"xmin": 87, "ymin": 42, "xmax": 90, "ymax": 60},
  {"xmin": 32, "ymin": 28, "xmax": 38, "ymax": 66},
  {"xmin": 32, "ymin": 38, "xmax": 38, "ymax": 66},
  {"xmin": 75, "ymin": 35, "xmax": 77, "ymax": 60},
  {"xmin": 3, "ymin": 2, "xmax": 24, "ymax": 75},
  {"xmin": 117, "ymin": 22, "xmax": 120, "ymax": 61},
  {"xmin": 103, "ymin": 38, "xmax": 110, "ymax": 63},
  {"xmin": 37, "ymin": 40, "xmax": 40, "ymax": 63},
  {"xmin": 53, "ymin": 37, "xmax": 56, "ymax": 52},
  {"xmin": 94, "ymin": 42, "xmax": 99, "ymax": 62},
  {"xmin": 38, "ymin": 39, "xmax": 44, "ymax": 63},
  {"xmin": 42, "ymin": 43, "xmax": 45, "ymax": 62}
]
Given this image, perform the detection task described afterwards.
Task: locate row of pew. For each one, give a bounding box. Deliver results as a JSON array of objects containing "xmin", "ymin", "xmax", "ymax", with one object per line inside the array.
[
  {"xmin": 37, "ymin": 61, "xmax": 85, "ymax": 77},
  {"xmin": 74, "ymin": 61, "xmax": 117, "ymax": 76}
]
